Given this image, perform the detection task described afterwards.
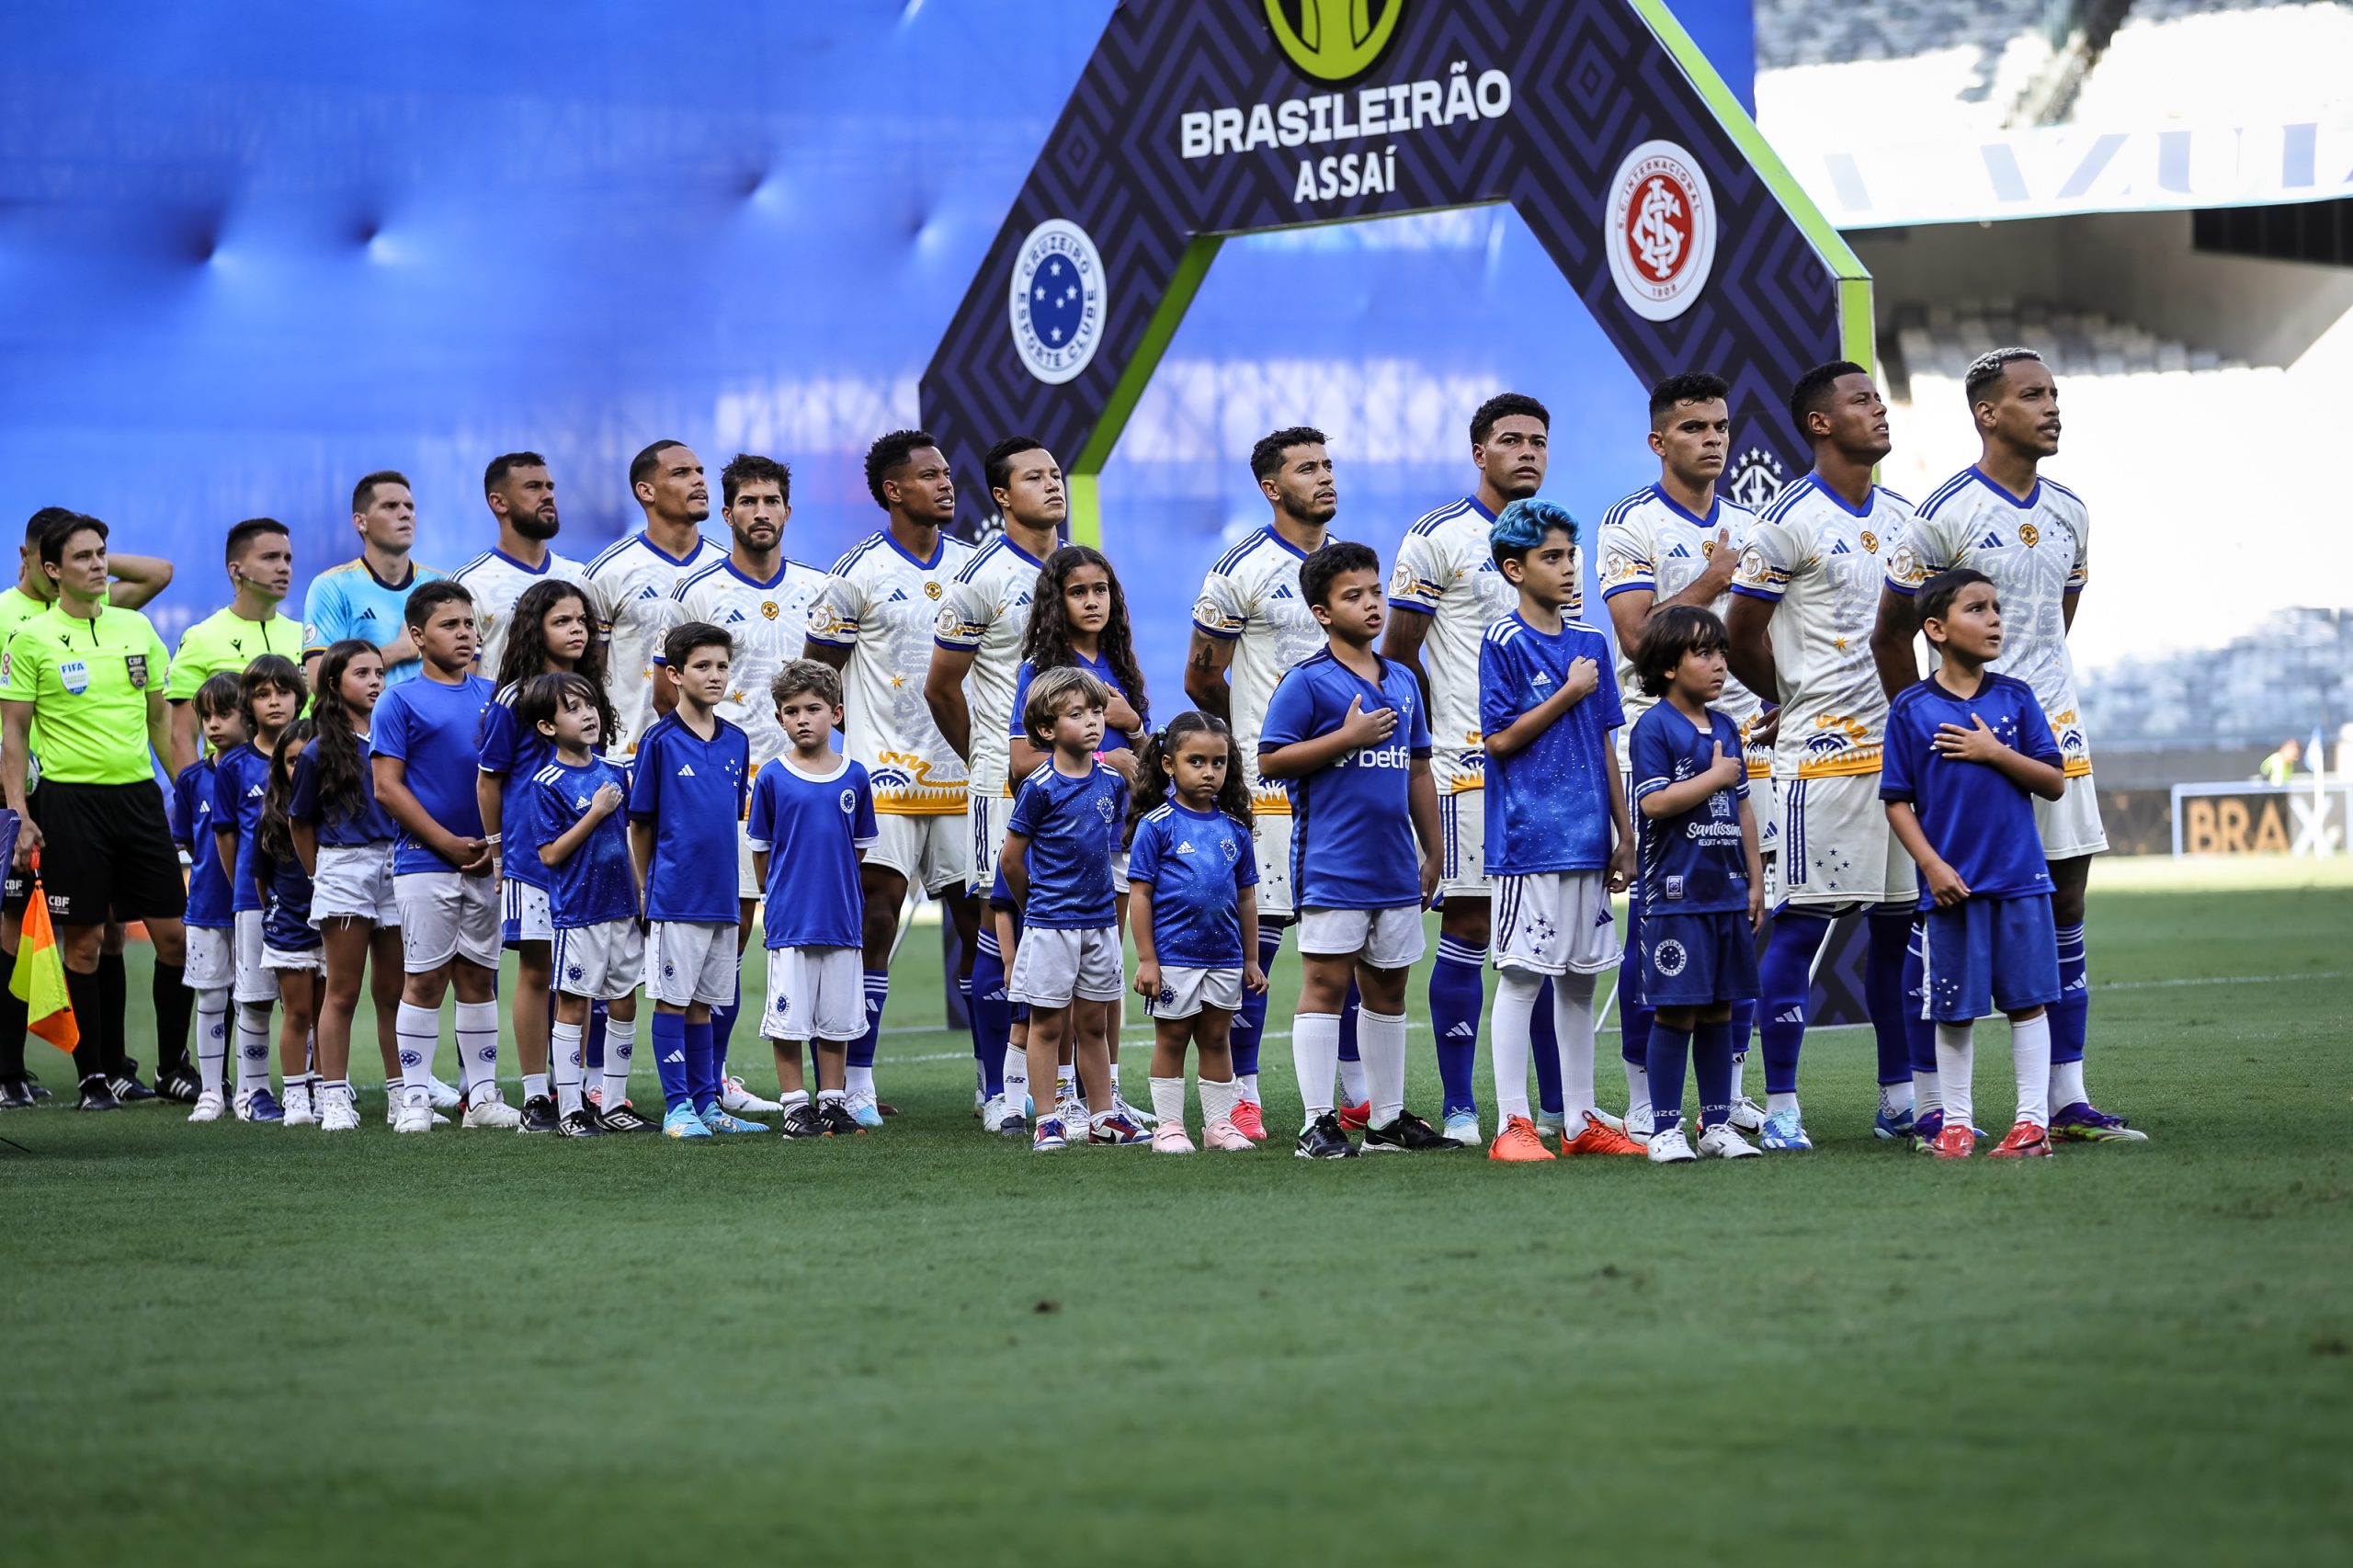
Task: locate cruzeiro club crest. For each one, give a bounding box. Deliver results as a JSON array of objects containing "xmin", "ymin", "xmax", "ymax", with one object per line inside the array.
[
  {"xmin": 1726, "ymin": 446, "xmax": 1788, "ymax": 512},
  {"xmin": 1008, "ymin": 219, "xmax": 1106, "ymax": 386},
  {"xmin": 1605, "ymin": 140, "xmax": 1716, "ymax": 324},
  {"xmin": 1265, "ymin": 0, "xmax": 1405, "ymax": 83}
]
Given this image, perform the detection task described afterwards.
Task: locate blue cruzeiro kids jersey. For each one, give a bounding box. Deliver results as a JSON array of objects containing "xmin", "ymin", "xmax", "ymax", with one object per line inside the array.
[
  {"xmin": 371, "ymin": 674, "xmax": 495, "ymax": 874},
  {"xmin": 1008, "ymin": 651, "xmax": 1148, "ymax": 754},
  {"xmin": 210, "ymin": 743, "xmax": 272, "ymax": 914},
  {"xmin": 301, "ymin": 557, "xmax": 446, "ymax": 686},
  {"xmin": 1881, "ymin": 672, "xmax": 2061, "ymax": 910},
  {"xmin": 477, "ymin": 686, "xmax": 558, "ymax": 890},
  {"xmin": 529, "ymin": 756, "xmax": 639, "ymax": 928},
  {"xmin": 627, "ymin": 710, "xmax": 751, "ymax": 925},
  {"xmin": 288, "ymin": 735, "xmax": 398, "ymax": 847},
  {"xmin": 173, "ymin": 757, "xmax": 233, "ymax": 929},
  {"xmin": 1006, "ymin": 758, "xmax": 1129, "ymax": 929},
  {"xmin": 1126, "ymin": 801, "xmax": 1259, "ymax": 970},
  {"xmin": 1478, "ymin": 613, "xmax": 1625, "ymax": 877},
  {"xmin": 1628, "ymin": 702, "xmax": 1752, "ymax": 915},
  {"xmin": 746, "ymin": 755, "xmax": 879, "ymax": 949},
  {"xmin": 256, "ymin": 850, "xmax": 318, "ymax": 952},
  {"xmin": 1259, "ymin": 648, "xmax": 1432, "ymax": 911}
]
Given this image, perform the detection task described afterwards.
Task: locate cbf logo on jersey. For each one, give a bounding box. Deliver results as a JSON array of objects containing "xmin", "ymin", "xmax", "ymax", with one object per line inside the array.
[
  {"xmin": 1604, "ymin": 140, "xmax": 1716, "ymax": 323},
  {"xmin": 1008, "ymin": 219, "xmax": 1107, "ymax": 386}
]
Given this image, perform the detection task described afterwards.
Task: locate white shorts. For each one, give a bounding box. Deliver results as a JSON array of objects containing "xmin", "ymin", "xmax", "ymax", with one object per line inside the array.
[
  {"xmin": 1248, "ymin": 795, "xmax": 1296, "ymax": 921},
  {"xmin": 393, "ymin": 869, "xmax": 503, "ymax": 972},
  {"xmin": 1298, "ymin": 905, "xmax": 1427, "ymax": 971},
  {"xmin": 1435, "ymin": 782, "xmax": 1492, "ymax": 899},
  {"xmin": 865, "ymin": 811, "xmax": 971, "ymax": 896},
  {"xmin": 644, "ymin": 919, "xmax": 740, "ymax": 1007},
  {"xmin": 736, "ymin": 820, "xmax": 763, "ymax": 902},
  {"xmin": 2036, "ymin": 772, "xmax": 2109, "ymax": 860},
  {"xmin": 232, "ymin": 909, "xmax": 275, "ymax": 1004},
  {"xmin": 760, "ymin": 943, "xmax": 865, "ymax": 1041},
  {"xmin": 1777, "ymin": 774, "xmax": 1918, "ymax": 911},
  {"xmin": 552, "ymin": 919, "xmax": 644, "ymax": 1002},
  {"xmin": 968, "ymin": 793, "xmax": 1013, "ymax": 895},
  {"xmin": 263, "ymin": 944, "xmax": 323, "ymax": 975},
  {"xmin": 183, "ymin": 925, "xmax": 233, "ymax": 992},
  {"xmin": 1145, "ymin": 964, "xmax": 1245, "ymax": 1020},
  {"xmin": 1006, "ymin": 924, "xmax": 1125, "ymax": 1008},
  {"xmin": 501, "ymin": 878, "xmax": 553, "ymax": 947},
  {"xmin": 1494, "ymin": 871, "xmax": 1622, "ymax": 977},
  {"xmin": 310, "ymin": 842, "xmax": 398, "ymax": 926}
]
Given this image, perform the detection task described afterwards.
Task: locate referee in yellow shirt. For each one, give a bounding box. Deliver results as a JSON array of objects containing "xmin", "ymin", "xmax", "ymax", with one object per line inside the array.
[{"xmin": 0, "ymin": 514, "xmax": 190, "ymax": 1111}]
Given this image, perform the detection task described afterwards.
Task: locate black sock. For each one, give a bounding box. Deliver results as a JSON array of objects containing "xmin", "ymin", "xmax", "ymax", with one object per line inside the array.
[
  {"xmin": 0, "ymin": 950, "xmax": 26, "ymax": 1080},
  {"xmin": 97, "ymin": 951, "xmax": 129, "ymax": 1077},
  {"xmin": 152, "ymin": 961, "xmax": 191, "ymax": 1076},
  {"xmin": 65, "ymin": 967, "xmax": 104, "ymax": 1084}
]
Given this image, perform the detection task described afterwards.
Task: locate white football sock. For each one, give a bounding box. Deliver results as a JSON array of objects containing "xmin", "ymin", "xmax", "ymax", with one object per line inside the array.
[
  {"xmin": 1199, "ymin": 1074, "xmax": 1238, "ymax": 1130},
  {"xmin": 234, "ymin": 1002, "xmax": 273, "ymax": 1098},
  {"xmin": 1935, "ymin": 1022, "xmax": 1975, "ymax": 1131},
  {"xmin": 1055, "ymin": 1063, "xmax": 1074, "ymax": 1097},
  {"xmin": 1491, "ymin": 971, "xmax": 1540, "ymax": 1122},
  {"xmin": 2050, "ymin": 1057, "xmax": 2086, "ymax": 1109},
  {"xmin": 395, "ymin": 1002, "xmax": 439, "ymax": 1099},
  {"xmin": 1552, "ymin": 971, "xmax": 1598, "ymax": 1129},
  {"xmin": 1358, "ymin": 1008, "xmax": 1408, "ymax": 1127},
  {"xmin": 1292, "ymin": 1011, "xmax": 1341, "ymax": 1123},
  {"xmin": 1879, "ymin": 1080, "xmax": 1915, "ymax": 1118},
  {"xmin": 1002, "ymin": 1046, "xmax": 1028, "ymax": 1107},
  {"xmin": 1766, "ymin": 1090, "xmax": 1800, "ymax": 1117},
  {"xmin": 600, "ymin": 1016, "xmax": 635, "ymax": 1103},
  {"xmin": 1108, "ymin": 1062, "xmax": 1122, "ymax": 1095},
  {"xmin": 1624, "ymin": 1058, "xmax": 1651, "ymax": 1118},
  {"xmin": 551, "ymin": 1021, "xmax": 584, "ymax": 1116},
  {"xmin": 1730, "ymin": 1048, "xmax": 1748, "ymax": 1099},
  {"xmin": 1913, "ymin": 1067, "xmax": 1942, "ymax": 1117},
  {"xmin": 1336, "ymin": 1052, "xmax": 1369, "ymax": 1108},
  {"xmin": 455, "ymin": 1000, "xmax": 500, "ymax": 1101},
  {"xmin": 196, "ymin": 988, "xmax": 230, "ymax": 1096},
  {"xmin": 1237, "ymin": 1071, "xmax": 1260, "ymax": 1106},
  {"xmin": 2011, "ymin": 1013, "xmax": 2052, "ymax": 1128},
  {"xmin": 847, "ymin": 1064, "xmax": 875, "ymax": 1096},
  {"xmin": 1148, "ymin": 1074, "xmax": 1186, "ymax": 1131}
]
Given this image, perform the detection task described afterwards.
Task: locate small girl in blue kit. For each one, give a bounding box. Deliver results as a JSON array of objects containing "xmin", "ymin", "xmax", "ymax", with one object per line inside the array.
[{"xmin": 1125, "ymin": 712, "xmax": 1267, "ymax": 1153}]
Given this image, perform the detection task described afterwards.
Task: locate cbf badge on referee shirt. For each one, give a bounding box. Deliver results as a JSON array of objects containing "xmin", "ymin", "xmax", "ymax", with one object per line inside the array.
[
  {"xmin": 59, "ymin": 659, "xmax": 89, "ymax": 695},
  {"xmin": 126, "ymin": 653, "xmax": 149, "ymax": 689}
]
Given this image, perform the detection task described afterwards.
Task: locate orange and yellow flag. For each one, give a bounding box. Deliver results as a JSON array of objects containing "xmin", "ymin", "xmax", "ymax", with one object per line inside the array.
[{"xmin": 10, "ymin": 858, "xmax": 77, "ymax": 1051}]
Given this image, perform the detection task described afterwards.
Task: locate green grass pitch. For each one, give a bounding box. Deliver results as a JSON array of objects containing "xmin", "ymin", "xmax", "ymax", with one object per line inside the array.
[{"xmin": 4, "ymin": 858, "xmax": 2348, "ymax": 1565}]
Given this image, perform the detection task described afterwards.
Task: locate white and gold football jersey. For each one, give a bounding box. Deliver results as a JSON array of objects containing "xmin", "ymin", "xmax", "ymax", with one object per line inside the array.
[
  {"xmin": 582, "ymin": 531, "xmax": 722, "ymax": 756},
  {"xmin": 1597, "ymin": 483, "xmax": 1766, "ymax": 756},
  {"xmin": 451, "ymin": 547, "xmax": 588, "ymax": 682},
  {"xmin": 671, "ymin": 556, "xmax": 828, "ymax": 772},
  {"xmin": 807, "ymin": 528, "xmax": 977, "ymax": 815},
  {"xmin": 1191, "ymin": 525, "xmax": 1330, "ymax": 804},
  {"xmin": 1388, "ymin": 495, "xmax": 1528, "ymax": 793},
  {"xmin": 931, "ymin": 533, "xmax": 1046, "ymax": 800}
]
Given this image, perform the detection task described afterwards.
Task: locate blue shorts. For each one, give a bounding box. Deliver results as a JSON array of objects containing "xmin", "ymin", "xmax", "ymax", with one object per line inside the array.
[
  {"xmin": 1638, "ymin": 909, "xmax": 1758, "ymax": 1008},
  {"xmin": 1919, "ymin": 893, "xmax": 2061, "ymax": 1022}
]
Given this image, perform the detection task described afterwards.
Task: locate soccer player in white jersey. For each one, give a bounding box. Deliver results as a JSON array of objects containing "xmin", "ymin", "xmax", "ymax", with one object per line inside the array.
[
  {"xmin": 1597, "ymin": 372, "xmax": 1771, "ymax": 1138},
  {"xmin": 1873, "ymin": 347, "xmax": 2142, "ymax": 1143},
  {"xmin": 1381, "ymin": 392, "xmax": 1564, "ymax": 1145},
  {"xmin": 1184, "ymin": 426, "xmax": 1364, "ymax": 1137},
  {"xmin": 583, "ymin": 440, "xmax": 722, "ymax": 760},
  {"xmin": 803, "ymin": 429, "xmax": 982, "ymax": 1124},
  {"xmin": 926, "ymin": 436, "xmax": 1063, "ymax": 1133},
  {"xmin": 1724, "ymin": 361, "xmax": 1921, "ymax": 1152},
  {"xmin": 453, "ymin": 451, "xmax": 585, "ymax": 680},
  {"xmin": 670, "ymin": 452, "xmax": 825, "ymax": 1110}
]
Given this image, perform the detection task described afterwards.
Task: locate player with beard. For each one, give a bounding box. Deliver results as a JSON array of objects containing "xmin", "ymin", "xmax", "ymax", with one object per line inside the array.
[
  {"xmin": 454, "ymin": 451, "xmax": 585, "ymax": 680},
  {"xmin": 1184, "ymin": 426, "xmax": 1366, "ymax": 1139},
  {"xmin": 1725, "ymin": 362, "xmax": 1920, "ymax": 1153},
  {"xmin": 1872, "ymin": 347, "xmax": 2141, "ymax": 1144},
  {"xmin": 670, "ymin": 453, "xmax": 826, "ymax": 1113},
  {"xmin": 1381, "ymin": 392, "xmax": 1568, "ymax": 1146},
  {"xmin": 926, "ymin": 437, "xmax": 1065, "ymax": 1134},
  {"xmin": 1597, "ymin": 372, "xmax": 1774, "ymax": 1141},
  {"xmin": 803, "ymin": 430, "xmax": 981, "ymax": 1126}
]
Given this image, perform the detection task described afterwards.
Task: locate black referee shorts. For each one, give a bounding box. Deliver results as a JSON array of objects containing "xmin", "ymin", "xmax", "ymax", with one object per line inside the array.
[{"xmin": 29, "ymin": 780, "xmax": 187, "ymax": 928}]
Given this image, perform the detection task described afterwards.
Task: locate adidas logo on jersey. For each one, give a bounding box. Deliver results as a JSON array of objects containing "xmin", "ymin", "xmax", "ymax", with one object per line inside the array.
[
  {"xmin": 1667, "ymin": 543, "xmax": 1690, "ymax": 558},
  {"xmin": 1176, "ymin": 840, "xmax": 1196, "ymax": 855},
  {"xmin": 725, "ymin": 608, "xmax": 745, "ymax": 623},
  {"xmin": 637, "ymin": 585, "xmax": 660, "ymax": 601},
  {"xmin": 887, "ymin": 587, "xmax": 909, "ymax": 603},
  {"xmin": 245, "ymin": 783, "xmax": 264, "ymax": 798},
  {"xmin": 677, "ymin": 763, "xmax": 695, "ymax": 777},
  {"xmin": 1269, "ymin": 584, "xmax": 1295, "ymax": 599},
  {"xmin": 1980, "ymin": 530, "xmax": 2006, "ymax": 550},
  {"xmin": 1830, "ymin": 540, "xmax": 1851, "ymax": 555}
]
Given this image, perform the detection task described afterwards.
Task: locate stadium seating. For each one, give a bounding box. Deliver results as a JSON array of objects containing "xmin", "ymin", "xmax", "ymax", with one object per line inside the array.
[
  {"xmin": 1753, "ymin": 0, "xmax": 2054, "ymax": 135},
  {"xmin": 2080, "ymin": 608, "xmax": 2353, "ymax": 750},
  {"xmin": 2065, "ymin": 0, "xmax": 2353, "ymax": 124}
]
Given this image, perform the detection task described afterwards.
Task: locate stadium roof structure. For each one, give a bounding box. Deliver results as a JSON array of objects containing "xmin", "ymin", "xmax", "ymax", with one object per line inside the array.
[{"xmin": 921, "ymin": 0, "xmax": 1874, "ymax": 543}]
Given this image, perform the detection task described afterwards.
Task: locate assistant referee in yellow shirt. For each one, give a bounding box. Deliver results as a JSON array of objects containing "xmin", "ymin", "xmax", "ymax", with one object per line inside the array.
[{"xmin": 0, "ymin": 514, "xmax": 190, "ymax": 1110}]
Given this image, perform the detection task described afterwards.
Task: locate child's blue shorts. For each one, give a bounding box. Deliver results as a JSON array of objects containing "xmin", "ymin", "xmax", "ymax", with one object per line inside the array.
[
  {"xmin": 1639, "ymin": 908, "xmax": 1758, "ymax": 1008},
  {"xmin": 1919, "ymin": 892, "xmax": 2061, "ymax": 1022}
]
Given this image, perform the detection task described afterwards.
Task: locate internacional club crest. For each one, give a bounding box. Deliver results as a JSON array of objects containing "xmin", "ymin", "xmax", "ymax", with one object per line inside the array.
[
  {"xmin": 1725, "ymin": 446, "xmax": 1788, "ymax": 512},
  {"xmin": 1604, "ymin": 140, "xmax": 1716, "ymax": 324},
  {"xmin": 1007, "ymin": 218, "xmax": 1107, "ymax": 385}
]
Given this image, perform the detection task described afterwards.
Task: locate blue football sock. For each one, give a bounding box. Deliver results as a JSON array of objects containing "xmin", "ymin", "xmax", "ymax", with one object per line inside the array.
[
  {"xmin": 1757, "ymin": 911, "xmax": 1834, "ymax": 1096},
  {"xmin": 2051, "ymin": 921, "xmax": 2088, "ymax": 1065},
  {"xmin": 650, "ymin": 1012, "xmax": 690, "ymax": 1114},
  {"xmin": 972, "ymin": 931, "xmax": 1011, "ymax": 1097},
  {"xmin": 1428, "ymin": 938, "xmax": 1485, "ymax": 1115},
  {"xmin": 1230, "ymin": 926, "xmax": 1283, "ymax": 1079},
  {"xmin": 1728, "ymin": 997, "xmax": 1756, "ymax": 1062},
  {"xmin": 1646, "ymin": 1020, "xmax": 1692, "ymax": 1131},
  {"xmin": 686, "ymin": 1017, "xmax": 718, "ymax": 1115},
  {"xmin": 1531, "ymin": 977, "xmax": 1563, "ymax": 1118},
  {"xmin": 1866, "ymin": 907, "xmax": 1914, "ymax": 1086},
  {"xmin": 1693, "ymin": 1017, "xmax": 1735, "ymax": 1127},
  {"xmin": 710, "ymin": 977, "xmax": 741, "ymax": 1074},
  {"xmin": 1904, "ymin": 918, "xmax": 1937, "ymax": 1075},
  {"xmin": 1619, "ymin": 893, "xmax": 1654, "ymax": 1066},
  {"xmin": 851, "ymin": 970, "xmax": 889, "ymax": 1070},
  {"xmin": 585, "ymin": 999, "xmax": 607, "ymax": 1074},
  {"xmin": 1338, "ymin": 978, "xmax": 1360, "ymax": 1063}
]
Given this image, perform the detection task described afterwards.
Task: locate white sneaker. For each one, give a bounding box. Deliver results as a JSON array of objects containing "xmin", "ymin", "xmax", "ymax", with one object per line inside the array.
[
  {"xmin": 188, "ymin": 1089, "xmax": 226, "ymax": 1123},
  {"xmin": 319, "ymin": 1085, "xmax": 360, "ymax": 1132},
  {"xmin": 1055, "ymin": 1094, "xmax": 1087, "ymax": 1136},
  {"xmin": 1588, "ymin": 1107, "xmax": 1628, "ymax": 1132},
  {"xmin": 383, "ymin": 1093, "xmax": 449, "ymax": 1127},
  {"xmin": 720, "ymin": 1074, "xmax": 779, "ymax": 1115},
  {"xmin": 1440, "ymin": 1108, "xmax": 1481, "ymax": 1147},
  {"xmin": 1697, "ymin": 1122, "xmax": 1761, "ymax": 1159},
  {"xmin": 393, "ymin": 1093, "xmax": 435, "ymax": 1133},
  {"xmin": 1624, "ymin": 1103, "xmax": 1654, "ymax": 1147},
  {"xmin": 283, "ymin": 1083, "xmax": 317, "ymax": 1127},
  {"xmin": 426, "ymin": 1074, "xmax": 464, "ymax": 1111},
  {"xmin": 461, "ymin": 1089, "xmax": 522, "ymax": 1130},
  {"xmin": 980, "ymin": 1094, "xmax": 1010, "ymax": 1133},
  {"xmin": 1646, "ymin": 1124, "xmax": 1697, "ymax": 1164},
  {"xmin": 1727, "ymin": 1095, "xmax": 1767, "ymax": 1132},
  {"xmin": 1113, "ymin": 1092, "xmax": 1157, "ymax": 1129}
]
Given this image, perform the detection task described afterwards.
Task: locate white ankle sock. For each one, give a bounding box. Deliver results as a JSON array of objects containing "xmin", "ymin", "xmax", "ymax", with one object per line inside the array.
[
  {"xmin": 1199, "ymin": 1075, "xmax": 1238, "ymax": 1130},
  {"xmin": 1879, "ymin": 1080, "xmax": 1915, "ymax": 1118},
  {"xmin": 2050, "ymin": 1056, "xmax": 2086, "ymax": 1109},
  {"xmin": 1624, "ymin": 1058, "xmax": 1651, "ymax": 1116},
  {"xmin": 235, "ymin": 1002, "xmax": 273, "ymax": 1098},
  {"xmin": 1292, "ymin": 1011, "xmax": 1340, "ymax": 1122},
  {"xmin": 1934, "ymin": 1022, "xmax": 1975, "ymax": 1131},
  {"xmin": 551, "ymin": 1021, "xmax": 585, "ymax": 1116},
  {"xmin": 1913, "ymin": 1067, "xmax": 1942, "ymax": 1116},
  {"xmin": 1358, "ymin": 1007, "xmax": 1407, "ymax": 1128},
  {"xmin": 1002, "ymin": 1047, "xmax": 1028, "ymax": 1107},
  {"xmin": 600, "ymin": 1017, "xmax": 635, "ymax": 1102},
  {"xmin": 1148, "ymin": 1074, "xmax": 1186, "ymax": 1130},
  {"xmin": 1237, "ymin": 1072, "xmax": 1260, "ymax": 1105},
  {"xmin": 395, "ymin": 1002, "xmax": 438, "ymax": 1097},
  {"xmin": 2011, "ymin": 1013, "xmax": 2052, "ymax": 1128},
  {"xmin": 1336, "ymin": 1052, "xmax": 1369, "ymax": 1108}
]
